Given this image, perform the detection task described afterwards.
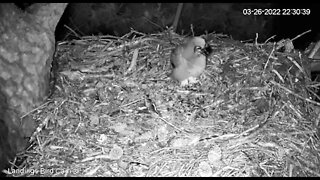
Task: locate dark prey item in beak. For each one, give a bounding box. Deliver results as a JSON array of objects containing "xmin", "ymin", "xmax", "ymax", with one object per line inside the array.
[{"xmin": 201, "ymin": 44, "xmax": 213, "ymax": 56}]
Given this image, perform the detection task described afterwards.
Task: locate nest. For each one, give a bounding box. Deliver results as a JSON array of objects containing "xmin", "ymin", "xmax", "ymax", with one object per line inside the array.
[{"xmin": 7, "ymin": 29, "xmax": 320, "ymax": 177}]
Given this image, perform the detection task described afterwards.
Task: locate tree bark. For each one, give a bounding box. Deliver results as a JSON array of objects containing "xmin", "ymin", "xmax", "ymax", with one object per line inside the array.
[{"xmin": 0, "ymin": 3, "xmax": 67, "ymax": 171}]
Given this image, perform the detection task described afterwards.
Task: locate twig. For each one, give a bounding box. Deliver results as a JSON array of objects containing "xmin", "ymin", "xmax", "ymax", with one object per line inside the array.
[
  {"xmin": 63, "ymin": 24, "xmax": 81, "ymax": 39},
  {"xmin": 270, "ymin": 80, "xmax": 320, "ymax": 106},
  {"xmin": 264, "ymin": 35, "xmax": 276, "ymax": 44},
  {"xmin": 263, "ymin": 43, "xmax": 276, "ymax": 71},
  {"xmin": 158, "ymin": 116, "xmax": 184, "ymax": 133},
  {"xmin": 144, "ymin": 17, "xmax": 164, "ymax": 30},
  {"xmin": 291, "ymin": 29, "xmax": 311, "ymax": 41},
  {"xmin": 255, "ymin": 33, "xmax": 258, "ymax": 46},
  {"xmin": 125, "ymin": 48, "xmax": 139, "ymax": 75},
  {"xmin": 190, "ymin": 24, "xmax": 194, "ymax": 36},
  {"xmin": 21, "ymin": 100, "xmax": 53, "ymax": 119},
  {"xmin": 172, "ymin": 3, "xmax": 184, "ymax": 32},
  {"xmin": 308, "ymin": 40, "xmax": 320, "ymax": 59}
]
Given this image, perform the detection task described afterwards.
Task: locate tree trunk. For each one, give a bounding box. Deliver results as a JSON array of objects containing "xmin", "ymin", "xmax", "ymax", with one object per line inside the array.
[{"xmin": 0, "ymin": 3, "xmax": 67, "ymax": 172}]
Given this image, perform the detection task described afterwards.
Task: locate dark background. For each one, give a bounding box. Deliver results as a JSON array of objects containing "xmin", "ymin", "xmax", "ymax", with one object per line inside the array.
[{"xmin": 16, "ymin": 3, "xmax": 320, "ymax": 50}]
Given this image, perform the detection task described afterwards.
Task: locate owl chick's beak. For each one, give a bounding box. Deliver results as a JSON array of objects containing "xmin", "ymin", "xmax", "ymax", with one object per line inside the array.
[{"xmin": 200, "ymin": 43, "xmax": 213, "ymax": 56}]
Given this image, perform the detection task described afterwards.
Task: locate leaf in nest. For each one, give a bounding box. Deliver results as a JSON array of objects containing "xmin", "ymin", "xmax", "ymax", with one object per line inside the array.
[
  {"xmin": 109, "ymin": 144, "xmax": 123, "ymax": 160},
  {"xmin": 170, "ymin": 135, "xmax": 200, "ymax": 148},
  {"xmin": 208, "ymin": 146, "xmax": 222, "ymax": 164},
  {"xmin": 198, "ymin": 161, "xmax": 213, "ymax": 177},
  {"xmin": 156, "ymin": 125, "xmax": 168, "ymax": 142},
  {"xmin": 89, "ymin": 114, "xmax": 100, "ymax": 126},
  {"xmin": 134, "ymin": 131, "xmax": 153, "ymax": 142},
  {"xmin": 110, "ymin": 122, "xmax": 127, "ymax": 133},
  {"xmin": 97, "ymin": 134, "xmax": 108, "ymax": 144},
  {"xmin": 170, "ymin": 138, "xmax": 189, "ymax": 148}
]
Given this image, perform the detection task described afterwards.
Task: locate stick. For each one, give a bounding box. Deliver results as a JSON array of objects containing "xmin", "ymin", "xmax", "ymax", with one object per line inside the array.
[
  {"xmin": 125, "ymin": 48, "xmax": 139, "ymax": 75},
  {"xmin": 308, "ymin": 40, "xmax": 320, "ymax": 59},
  {"xmin": 172, "ymin": 3, "xmax": 184, "ymax": 32}
]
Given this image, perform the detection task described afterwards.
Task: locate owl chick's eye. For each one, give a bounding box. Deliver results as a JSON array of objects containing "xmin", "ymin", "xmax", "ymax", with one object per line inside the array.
[{"xmin": 194, "ymin": 46, "xmax": 203, "ymax": 53}]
